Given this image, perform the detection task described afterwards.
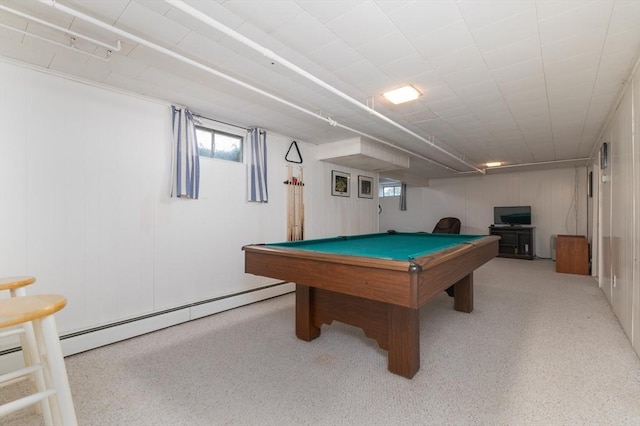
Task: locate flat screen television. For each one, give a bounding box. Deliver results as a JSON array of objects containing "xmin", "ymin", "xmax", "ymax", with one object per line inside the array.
[{"xmin": 493, "ymin": 206, "xmax": 531, "ymax": 226}]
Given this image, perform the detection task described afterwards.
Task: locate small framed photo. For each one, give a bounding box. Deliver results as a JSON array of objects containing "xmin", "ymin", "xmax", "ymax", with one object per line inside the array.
[
  {"xmin": 358, "ymin": 175, "xmax": 374, "ymax": 199},
  {"xmin": 331, "ymin": 170, "xmax": 350, "ymax": 197}
]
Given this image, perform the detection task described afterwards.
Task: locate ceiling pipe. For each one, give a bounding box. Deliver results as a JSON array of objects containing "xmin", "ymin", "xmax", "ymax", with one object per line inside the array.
[
  {"xmin": 36, "ymin": 0, "xmax": 459, "ymax": 174},
  {"xmin": 0, "ymin": 4, "xmax": 121, "ymax": 52},
  {"xmin": 0, "ymin": 23, "xmax": 111, "ymax": 61},
  {"xmin": 456, "ymin": 158, "xmax": 591, "ymax": 174},
  {"xmin": 163, "ymin": 0, "xmax": 484, "ymax": 175},
  {"xmin": 35, "ymin": 0, "xmax": 456, "ymax": 173}
]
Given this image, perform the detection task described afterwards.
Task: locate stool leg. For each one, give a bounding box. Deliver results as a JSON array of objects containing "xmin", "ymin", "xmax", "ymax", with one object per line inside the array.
[
  {"xmin": 21, "ymin": 321, "xmax": 53, "ymax": 424},
  {"xmin": 38, "ymin": 315, "xmax": 77, "ymax": 426},
  {"xmin": 11, "ymin": 287, "xmax": 51, "ymax": 419}
]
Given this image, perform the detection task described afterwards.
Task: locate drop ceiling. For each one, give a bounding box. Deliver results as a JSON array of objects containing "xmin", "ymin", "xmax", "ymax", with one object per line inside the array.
[{"xmin": 1, "ymin": 0, "xmax": 638, "ymax": 182}]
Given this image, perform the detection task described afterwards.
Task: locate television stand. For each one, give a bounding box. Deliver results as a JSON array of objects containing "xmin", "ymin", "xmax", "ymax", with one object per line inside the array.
[{"xmin": 489, "ymin": 226, "xmax": 535, "ymax": 260}]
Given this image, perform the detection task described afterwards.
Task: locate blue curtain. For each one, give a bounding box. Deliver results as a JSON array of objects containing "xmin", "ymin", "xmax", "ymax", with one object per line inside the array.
[
  {"xmin": 170, "ymin": 106, "xmax": 200, "ymax": 199},
  {"xmin": 399, "ymin": 182, "xmax": 407, "ymax": 211},
  {"xmin": 247, "ymin": 127, "xmax": 268, "ymax": 202}
]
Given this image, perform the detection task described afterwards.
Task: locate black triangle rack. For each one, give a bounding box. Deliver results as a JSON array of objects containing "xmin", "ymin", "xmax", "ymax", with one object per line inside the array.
[{"xmin": 285, "ymin": 140, "xmax": 303, "ymax": 164}]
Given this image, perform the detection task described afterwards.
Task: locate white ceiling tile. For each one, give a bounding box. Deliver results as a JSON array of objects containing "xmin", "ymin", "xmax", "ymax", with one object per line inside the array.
[
  {"xmin": 437, "ymin": 107, "xmax": 473, "ymax": 120},
  {"xmin": 442, "ymin": 64, "xmax": 493, "ymax": 88},
  {"xmin": 601, "ymin": 27, "xmax": 640, "ymax": 57},
  {"xmin": 496, "ymin": 73, "xmax": 546, "ymax": 95},
  {"xmin": 537, "ymin": 1, "xmax": 613, "ymax": 45},
  {"xmin": 65, "ymin": 0, "xmax": 129, "ymax": 25},
  {"xmin": 410, "ymin": 20, "xmax": 475, "ymax": 60},
  {"xmin": 103, "ymin": 71, "xmax": 156, "ymax": 95},
  {"xmin": 306, "ymin": 39, "xmax": 364, "ymax": 72},
  {"xmin": 544, "ymin": 51, "xmax": 601, "ymax": 79},
  {"xmin": 410, "ymin": 70, "xmax": 447, "ymax": 93},
  {"xmin": 97, "ymin": 54, "xmax": 148, "ymax": 79},
  {"xmin": 492, "ymin": 57, "xmax": 544, "ymax": 83},
  {"xmin": 608, "ymin": 0, "xmax": 640, "ymax": 34},
  {"xmin": 167, "ymin": 0, "xmax": 245, "ymax": 39},
  {"xmin": 453, "ymin": 80, "xmax": 502, "ymax": 101},
  {"xmin": 222, "ymin": 0, "xmax": 304, "ymax": 34},
  {"xmin": 428, "ymin": 45, "xmax": 485, "ymax": 75},
  {"xmin": 356, "ymin": 30, "xmax": 416, "ymax": 65},
  {"xmin": 457, "ymin": 0, "xmax": 534, "ymax": 30},
  {"xmin": 470, "ymin": 8, "xmax": 538, "ymax": 52},
  {"xmin": 378, "ymin": 53, "xmax": 436, "ymax": 81},
  {"xmin": 425, "ymin": 97, "xmax": 466, "ymax": 113},
  {"xmin": 176, "ymin": 31, "xmax": 236, "ymax": 67},
  {"xmin": 386, "ymin": 1, "xmax": 462, "ymax": 39},
  {"xmin": 545, "ymin": 69, "xmax": 598, "ymax": 94},
  {"xmin": 116, "ymin": 2, "xmax": 190, "ymax": 46},
  {"xmin": 295, "ymin": 0, "xmax": 366, "ymax": 24},
  {"xmin": 540, "ymin": 31, "xmax": 605, "ymax": 64},
  {"xmin": 333, "ymin": 59, "xmax": 392, "ymax": 95},
  {"xmin": 271, "ymin": 12, "xmax": 336, "ymax": 53},
  {"xmin": 325, "ymin": 1, "xmax": 396, "ymax": 47},
  {"xmin": 482, "ymin": 36, "xmax": 540, "ymax": 70},
  {"xmin": 0, "ymin": 37, "xmax": 54, "ymax": 67},
  {"xmin": 49, "ymin": 50, "xmax": 110, "ymax": 81}
]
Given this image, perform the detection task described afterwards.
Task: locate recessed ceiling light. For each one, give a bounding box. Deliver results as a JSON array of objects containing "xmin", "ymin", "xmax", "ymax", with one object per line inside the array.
[
  {"xmin": 383, "ymin": 85, "xmax": 421, "ymax": 105},
  {"xmin": 486, "ymin": 162, "xmax": 502, "ymax": 167}
]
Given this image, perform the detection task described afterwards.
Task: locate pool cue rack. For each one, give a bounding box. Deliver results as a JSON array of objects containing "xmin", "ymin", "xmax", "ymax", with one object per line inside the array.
[{"xmin": 284, "ymin": 165, "xmax": 304, "ymax": 241}]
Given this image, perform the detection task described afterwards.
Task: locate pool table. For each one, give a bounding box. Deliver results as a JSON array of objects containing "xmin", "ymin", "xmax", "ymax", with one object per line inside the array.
[{"xmin": 243, "ymin": 231, "xmax": 499, "ymax": 379}]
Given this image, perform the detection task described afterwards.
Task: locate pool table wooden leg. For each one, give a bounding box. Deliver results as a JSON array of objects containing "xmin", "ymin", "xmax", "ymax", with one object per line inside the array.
[
  {"xmin": 453, "ymin": 273, "xmax": 473, "ymax": 313},
  {"xmin": 295, "ymin": 284, "xmax": 321, "ymax": 341},
  {"xmin": 387, "ymin": 305, "xmax": 420, "ymax": 379}
]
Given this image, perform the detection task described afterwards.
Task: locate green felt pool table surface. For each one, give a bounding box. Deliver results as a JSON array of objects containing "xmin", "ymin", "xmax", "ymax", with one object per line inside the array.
[{"xmin": 266, "ymin": 232, "xmax": 485, "ymax": 261}]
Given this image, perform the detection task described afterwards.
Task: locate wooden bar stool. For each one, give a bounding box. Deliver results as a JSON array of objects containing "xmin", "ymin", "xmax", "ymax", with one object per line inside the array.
[
  {"xmin": 0, "ymin": 275, "xmax": 50, "ymax": 418},
  {"xmin": 0, "ymin": 294, "xmax": 78, "ymax": 426}
]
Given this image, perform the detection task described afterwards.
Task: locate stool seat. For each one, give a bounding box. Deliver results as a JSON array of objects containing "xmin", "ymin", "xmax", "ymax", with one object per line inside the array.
[
  {"xmin": 0, "ymin": 295, "xmax": 67, "ymax": 328},
  {"xmin": 0, "ymin": 276, "xmax": 36, "ymax": 293}
]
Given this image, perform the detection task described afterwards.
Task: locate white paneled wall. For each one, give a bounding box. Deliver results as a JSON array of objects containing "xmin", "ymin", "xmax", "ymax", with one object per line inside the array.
[
  {"xmin": 597, "ymin": 61, "xmax": 639, "ymax": 356},
  {"xmin": 380, "ymin": 167, "xmax": 587, "ymax": 259},
  {"xmin": 0, "ymin": 61, "xmax": 379, "ymax": 357},
  {"xmin": 634, "ymin": 67, "xmax": 640, "ymax": 354}
]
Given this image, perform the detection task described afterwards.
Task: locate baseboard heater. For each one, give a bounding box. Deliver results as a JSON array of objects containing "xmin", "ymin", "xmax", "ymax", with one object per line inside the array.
[{"xmin": 0, "ymin": 282, "xmax": 294, "ymax": 371}]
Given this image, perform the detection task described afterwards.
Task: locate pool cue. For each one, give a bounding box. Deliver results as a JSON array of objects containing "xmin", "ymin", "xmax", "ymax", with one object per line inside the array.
[
  {"xmin": 287, "ymin": 165, "xmax": 292, "ymax": 240},
  {"xmin": 299, "ymin": 166, "xmax": 304, "ymax": 240}
]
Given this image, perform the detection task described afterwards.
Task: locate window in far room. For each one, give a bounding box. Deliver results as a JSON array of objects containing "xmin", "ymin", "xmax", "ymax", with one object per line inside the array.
[
  {"xmin": 379, "ymin": 183, "xmax": 402, "ymax": 197},
  {"xmin": 195, "ymin": 125, "xmax": 243, "ymax": 163}
]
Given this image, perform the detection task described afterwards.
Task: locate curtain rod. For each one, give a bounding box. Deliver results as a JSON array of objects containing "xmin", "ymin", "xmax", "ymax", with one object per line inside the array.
[{"xmin": 192, "ymin": 113, "xmax": 249, "ymax": 131}]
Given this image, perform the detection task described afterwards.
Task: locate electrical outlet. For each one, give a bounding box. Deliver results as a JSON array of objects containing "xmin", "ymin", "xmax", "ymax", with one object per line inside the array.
[{"xmin": 613, "ymin": 275, "xmax": 617, "ymax": 287}]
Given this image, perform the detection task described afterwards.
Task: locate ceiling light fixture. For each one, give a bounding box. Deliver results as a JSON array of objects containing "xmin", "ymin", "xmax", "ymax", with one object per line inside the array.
[
  {"xmin": 383, "ymin": 85, "xmax": 421, "ymax": 105},
  {"xmin": 486, "ymin": 162, "xmax": 502, "ymax": 167}
]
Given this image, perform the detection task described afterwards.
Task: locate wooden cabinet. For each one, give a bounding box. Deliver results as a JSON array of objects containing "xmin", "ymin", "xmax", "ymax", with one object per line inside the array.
[
  {"xmin": 489, "ymin": 226, "xmax": 535, "ymax": 260},
  {"xmin": 556, "ymin": 235, "xmax": 589, "ymax": 275}
]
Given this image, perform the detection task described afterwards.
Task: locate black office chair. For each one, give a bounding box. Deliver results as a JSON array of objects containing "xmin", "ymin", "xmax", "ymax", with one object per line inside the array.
[
  {"xmin": 432, "ymin": 217, "xmax": 461, "ymax": 297},
  {"xmin": 432, "ymin": 217, "xmax": 461, "ymax": 234}
]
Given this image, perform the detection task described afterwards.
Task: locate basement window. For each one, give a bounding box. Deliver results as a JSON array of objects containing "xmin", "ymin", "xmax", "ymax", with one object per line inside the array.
[
  {"xmin": 380, "ymin": 183, "xmax": 402, "ymax": 197},
  {"xmin": 196, "ymin": 125, "xmax": 243, "ymax": 163}
]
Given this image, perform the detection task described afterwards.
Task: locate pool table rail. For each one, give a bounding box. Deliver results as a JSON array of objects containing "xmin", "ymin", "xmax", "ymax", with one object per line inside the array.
[{"xmin": 243, "ymin": 248, "xmax": 417, "ymax": 307}]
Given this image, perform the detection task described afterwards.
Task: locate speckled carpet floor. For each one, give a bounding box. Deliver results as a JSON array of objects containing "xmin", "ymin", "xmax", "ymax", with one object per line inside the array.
[{"xmin": 3, "ymin": 258, "xmax": 640, "ymax": 425}]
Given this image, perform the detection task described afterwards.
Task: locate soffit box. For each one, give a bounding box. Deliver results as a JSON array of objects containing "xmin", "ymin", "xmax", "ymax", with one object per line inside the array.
[
  {"xmin": 379, "ymin": 170, "xmax": 430, "ymax": 187},
  {"xmin": 317, "ymin": 137, "xmax": 410, "ymax": 172}
]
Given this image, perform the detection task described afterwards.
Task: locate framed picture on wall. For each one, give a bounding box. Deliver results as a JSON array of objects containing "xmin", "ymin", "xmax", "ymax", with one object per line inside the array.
[
  {"xmin": 331, "ymin": 170, "xmax": 350, "ymax": 197},
  {"xmin": 358, "ymin": 175, "xmax": 373, "ymax": 199}
]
